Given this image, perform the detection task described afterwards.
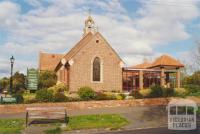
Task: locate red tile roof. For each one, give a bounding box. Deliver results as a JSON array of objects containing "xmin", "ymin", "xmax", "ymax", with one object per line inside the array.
[
  {"xmin": 39, "ymin": 52, "xmax": 64, "ymax": 71},
  {"xmin": 129, "ymin": 61, "xmax": 152, "ymax": 69},
  {"xmin": 149, "ymin": 55, "xmax": 184, "ymax": 68}
]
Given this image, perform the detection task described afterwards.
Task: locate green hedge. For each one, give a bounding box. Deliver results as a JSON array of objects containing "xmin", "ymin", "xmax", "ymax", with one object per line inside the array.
[
  {"xmin": 78, "ymin": 86, "xmax": 96, "ymax": 100},
  {"xmin": 35, "ymin": 89, "xmax": 54, "ymax": 102}
]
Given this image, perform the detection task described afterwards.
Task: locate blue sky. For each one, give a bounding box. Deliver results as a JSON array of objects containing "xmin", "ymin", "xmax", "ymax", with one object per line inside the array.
[{"xmin": 0, "ymin": 0, "xmax": 200, "ymax": 77}]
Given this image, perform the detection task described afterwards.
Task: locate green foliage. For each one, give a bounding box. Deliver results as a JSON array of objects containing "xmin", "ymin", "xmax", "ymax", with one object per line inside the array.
[
  {"xmin": 0, "ymin": 119, "xmax": 24, "ymax": 134},
  {"xmin": 12, "ymin": 72, "xmax": 26, "ymax": 93},
  {"xmin": 116, "ymin": 93, "xmax": 126, "ymax": 100},
  {"xmin": 103, "ymin": 92, "xmax": 117, "ymax": 100},
  {"xmin": 54, "ymin": 92, "xmax": 68, "ymax": 102},
  {"xmin": 48, "ymin": 83, "xmax": 68, "ymax": 94},
  {"xmin": 130, "ymin": 90, "xmax": 143, "ymax": 99},
  {"xmin": 45, "ymin": 127, "xmax": 62, "ymax": 134},
  {"xmin": 12, "ymin": 93, "xmax": 24, "ymax": 104},
  {"xmin": 0, "ymin": 77, "xmax": 9, "ymax": 92},
  {"xmin": 184, "ymin": 84, "xmax": 200, "ymax": 94},
  {"xmin": 139, "ymin": 89, "xmax": 152, "ymax": 98},
  {"xmin": 131, "ymin": 86, "xmax": 175, "ymax": 99},
  {"xmin": 65, "ymin": 114, "xmax": 129, "ymax": 131},
  {"xmin": 77, "ymin": 86, "xmax": 96, "ymax": 100},
  {"xmin": 183, "ymin": 71, "xmax": 200, "ymax": 86},
  {"xmin": 39, "ymin": 71, "xmax": 57, "ymax": 89},
  {"xmin": 0, "ymin": 72, "xmax": 26, "ymax": 93},
  {"xmin": 95, "ymin": 92, "xmax": 109, "ymax": 100},
  {"xmin": 174, "ymin": 88, "xmax": 188, "ymax": 97},
  {"xmin": 150, "ymin": 85, "xmax": 163, "ymax": 98},
  {"xmin": 35, "ymin": 89, "xmax": 54, "ymax": 102},
  {"xmin": 162, "ymin": 88, "xmax": 175, "ymax": 97}
]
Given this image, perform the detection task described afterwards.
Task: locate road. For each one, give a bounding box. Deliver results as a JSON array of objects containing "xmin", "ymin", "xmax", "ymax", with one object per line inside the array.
[{"xmin": 101, "ymin": 127, "xmax": 200, "ymax": 134}]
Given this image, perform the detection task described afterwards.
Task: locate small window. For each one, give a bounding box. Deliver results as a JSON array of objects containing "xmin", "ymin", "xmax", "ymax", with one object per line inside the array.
[
  {"xmin": 177, "ymin": 106, "xmax": 186, "ymax": 115},
  {"xmin": 96, "ymin": 40, "xmax": 99, "ymax": 43},
  {"xmin": 187, "ymin": 106, "xmax": 194, "ymax": 115},
  {"xmin": 93, "ymin": 57, "xmax": 101, "ymax": 82},
  {"xmin": 170, "ymin": 106, "xmax": 176, "ymax": 115}
]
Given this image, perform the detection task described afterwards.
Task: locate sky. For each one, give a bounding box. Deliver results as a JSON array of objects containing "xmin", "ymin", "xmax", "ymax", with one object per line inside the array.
[{"xmin": 0, "ymin": 0, "xmax": 200, "ymax": 77}]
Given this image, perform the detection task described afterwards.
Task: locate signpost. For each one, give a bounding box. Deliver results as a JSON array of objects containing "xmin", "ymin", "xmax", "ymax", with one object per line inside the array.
[
  {"xmin": 0, "ymin": 96, "xmax": 17, "ymax": 104},
  {"xmin": 27, "ymin": 68, "xmax": 38, "ymax": 92}
]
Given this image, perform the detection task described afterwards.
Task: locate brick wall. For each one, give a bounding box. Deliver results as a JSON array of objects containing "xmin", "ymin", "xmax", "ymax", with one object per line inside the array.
[
  {"xmin": 0, "ymin": 98, "xmax": 170, "ymax": 114},
  {"xmin": 69, "ymin": 33, "xmax": 122, "ymax": 92}
]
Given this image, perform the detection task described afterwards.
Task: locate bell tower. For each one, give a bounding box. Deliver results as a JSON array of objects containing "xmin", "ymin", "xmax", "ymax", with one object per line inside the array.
[{"xmin": 83, "ymin": 9, "xmax": 97, "ymax": 37}]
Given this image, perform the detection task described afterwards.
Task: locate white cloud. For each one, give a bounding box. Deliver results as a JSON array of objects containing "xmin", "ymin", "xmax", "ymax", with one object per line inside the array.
[
  {"xmin": 0, "ymin": 0, "xmax": 199, "ymax": 76},
  {"xmin": 0, "ymin": 1, "xmax": 20, "ymax": 28}
]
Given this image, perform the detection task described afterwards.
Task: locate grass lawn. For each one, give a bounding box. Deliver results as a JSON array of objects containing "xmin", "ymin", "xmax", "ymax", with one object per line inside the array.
[
  {"xmin": 0, "ymin": 119, "xmax": 25, "ymax": 134},
  {"xmin": 0, "ymin": 114, "xmax": 128, "ymax": 134},
  {"xmin": 65, "ymin": 114, "xmax": 129, "ymax": 131}
]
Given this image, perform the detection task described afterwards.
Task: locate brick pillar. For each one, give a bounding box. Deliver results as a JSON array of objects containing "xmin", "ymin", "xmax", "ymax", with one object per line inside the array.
[
  {"xmin": 176, "ymin": 68, "xmax": 180, "ymax": 88},
  {"xmin": 160, "ymin": 67, "xmax": 165, "ymax": 87},
  {"xmin": 139, "ymin": 70, "xmax": 143, "ymax": 89}
]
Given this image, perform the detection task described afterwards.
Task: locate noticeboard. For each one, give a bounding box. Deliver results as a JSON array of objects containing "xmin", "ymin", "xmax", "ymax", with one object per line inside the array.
[
  {"xmin": 27, "ymin": 68, "xmax": 38, "ymax": 90},
  {"xmin": 0, "ymin": 97, "xmax": 17, "ymax": 104}
]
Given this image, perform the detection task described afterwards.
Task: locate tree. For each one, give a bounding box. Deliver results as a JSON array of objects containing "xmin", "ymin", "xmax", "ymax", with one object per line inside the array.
[
  {"xmin": 183, "ymin": 71, "xmax": 200, "ymax": 86},
  {"xmin": 195, "ymin": 43, "xmax": 200, "ymax": 68},
  {"xmin": 12, "ymin": 72, "xmax": 26, "ymax": 93},
  {"xmin": 0, "ymin": 77, "xmax": 9, "ymax": 92},
  {"xmin": 39, "ymin": 71, "xmax": 57, "ymax": 89},
  {"xmin": 0, "ymin": 72, "xmax": 26, "ymax": 93}
]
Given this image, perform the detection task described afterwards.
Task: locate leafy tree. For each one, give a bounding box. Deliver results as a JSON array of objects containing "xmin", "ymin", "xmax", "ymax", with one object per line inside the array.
[
  {"xmin": 183, "ymin": 71, "xmax": 200, "ymax": 86},
  {"xmin": 12, "ymin": 72, "xmax": 26, "ymax": 93},
  {"xmin": 0, "ymin": 72, "xmax": 26, "ymax": 93},
  {"xmin": 39, "ymin": 71, "xmax": 57, "ymax": 89},
  {"xmin": 0, "ymin": 77, "xmax": 9, "ymax": 92}
]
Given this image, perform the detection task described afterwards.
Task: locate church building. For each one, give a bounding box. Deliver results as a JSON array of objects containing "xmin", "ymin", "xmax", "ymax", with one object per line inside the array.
[
  {"xmin": 39, "ymin": 15, "xmax": 124, "ymax": 92},
  {"xmin": 39, "ymin": 15, "xmax": 184, "ymax": 92}
]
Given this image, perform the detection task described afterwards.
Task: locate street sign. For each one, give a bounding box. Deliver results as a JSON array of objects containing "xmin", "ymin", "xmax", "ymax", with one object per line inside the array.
[
  {"xmin": 0, "ymin": 96, "xmax": 17, "ymax": 104},
  {"xmin": 27, "ymin": 68, "xmax": 38, "ymax": 91}
]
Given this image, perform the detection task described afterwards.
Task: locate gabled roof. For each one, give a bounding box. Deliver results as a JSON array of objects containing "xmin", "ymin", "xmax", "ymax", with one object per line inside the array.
[
  {"xmin": 55, "ymin": 32, "xmax": 124, "ymax": 71},
  {"xmin": 129, "ymin": 61, "xmax": 152, "ymax": 69},
  {"xmin": 39, "ymin": 52, "xmax": 64, "ymax": 71},
  {"xmin": 62, "ymin": 32, "xmax": 93, "ymax": 62},
  {"xmin": 149, "ymin": 55, "xmax": 184, "ymax": 68}
]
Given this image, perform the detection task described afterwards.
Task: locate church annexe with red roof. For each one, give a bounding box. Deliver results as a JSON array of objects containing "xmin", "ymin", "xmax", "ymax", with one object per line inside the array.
[{"xmin": 39, "ymin": 15, "xmax": 184, "ymax": 92}]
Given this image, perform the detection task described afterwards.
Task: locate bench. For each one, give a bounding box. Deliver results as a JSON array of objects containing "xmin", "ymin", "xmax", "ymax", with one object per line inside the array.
[{"xmin": 26, "ymin": 107, "xmax": 67, "ymax": 127}]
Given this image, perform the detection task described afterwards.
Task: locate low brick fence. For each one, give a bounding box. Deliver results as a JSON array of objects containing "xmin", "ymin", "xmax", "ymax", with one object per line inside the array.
[{"xmin": 0, "ymin": 98, "xmax": 171, "ymax": 114}]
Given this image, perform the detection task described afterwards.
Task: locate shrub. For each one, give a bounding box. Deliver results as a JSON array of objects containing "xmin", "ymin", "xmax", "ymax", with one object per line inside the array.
[
  {"xmin": 35, "ymin": 89, "xmax": 54, "ymax": 102},
  {"xmin": 48, "ymin": 83, "xmax": 68, "ymax": 94},
  {"xmin": 162, "ymin": 88, "xmax": 175, "ymax": 97},
  {"xmin": 12, "ymin": 93, "xmax": 24, "ymax": 103},
  {"xmin": 24, "ymin": 98, "xmax": 38, "ymax": 104},
  {"xmin": 116, "ymin": 93, "xmax": 126, "ymax": 100},
  {"xmin": 150, "ymin": 85, "xmax": 163, "ymax": 98},
  {"xmin": 139, "ymin": 89, "xmax": 151, "ymax": 98},
  {"xmin": 184, "ymin": 84, "xmax": 200, "ymax": 94},
  {"xmin": 174, "ymin": 88, "xmax": 188, "ymax": 98},
  {"xmin": 130, "ymin": 90, "xmax": 143, "ymax": 99},
  {"xmin": 104, "ymin": 92, "xmax": 116, "ymax": 100},
  {"xmin": 39, "ymin": 71, "xmax": 57, "ymax": 89},
  {"xmin": 95, "ymin": 92, "xmax": 108, "ymax": 100},
  {"xmin": 78, "ymin": 86, "xmax": 96, "ymax": 100},
  {"xmin": 54, "ymin": 92, "xmax": 68, "ymax": 102}
]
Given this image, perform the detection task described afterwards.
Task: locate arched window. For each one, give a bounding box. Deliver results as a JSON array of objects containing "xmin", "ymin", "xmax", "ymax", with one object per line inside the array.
[{"xmin": 93, "ymin": 57, "xmax": 101, "ymax": 81}]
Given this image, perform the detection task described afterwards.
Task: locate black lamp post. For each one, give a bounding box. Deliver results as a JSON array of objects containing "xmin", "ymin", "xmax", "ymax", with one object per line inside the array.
[{"xmin": 10, "ymin": 55, "xmax": 14, "ymax": 94}]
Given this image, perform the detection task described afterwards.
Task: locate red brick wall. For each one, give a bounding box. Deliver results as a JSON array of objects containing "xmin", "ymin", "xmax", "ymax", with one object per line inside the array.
[{"xmin": 0, "ymin": 98, "xmax": 170, "ymax": 114}]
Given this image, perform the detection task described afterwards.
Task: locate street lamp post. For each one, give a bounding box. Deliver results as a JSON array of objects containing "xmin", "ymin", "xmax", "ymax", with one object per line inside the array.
[{"xmin": 10, "ymin": 56, "xmax": 14, "ymax": 94}]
